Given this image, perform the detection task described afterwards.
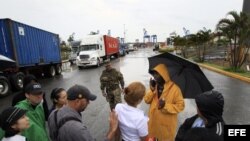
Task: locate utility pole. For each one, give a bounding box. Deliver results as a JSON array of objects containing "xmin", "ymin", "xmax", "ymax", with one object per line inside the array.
[
  {"xmin": 123, "ymin": 24, "xmax": 126, "ymax": 43},
  {"xmin": 243, "ymin": 0, "xmax": 250, "ymax": 70}
]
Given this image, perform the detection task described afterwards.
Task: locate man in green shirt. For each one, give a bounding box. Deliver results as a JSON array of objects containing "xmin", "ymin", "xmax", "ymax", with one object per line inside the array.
[{"xmin": 15, "ymin": 82, "xmax": 50, "ymax": 141}]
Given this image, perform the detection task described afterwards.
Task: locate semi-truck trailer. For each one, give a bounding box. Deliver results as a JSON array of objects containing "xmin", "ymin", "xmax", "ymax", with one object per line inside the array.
[{"xmin": 0, "ymin": 19, "xmax": 62, "ymax": 97}]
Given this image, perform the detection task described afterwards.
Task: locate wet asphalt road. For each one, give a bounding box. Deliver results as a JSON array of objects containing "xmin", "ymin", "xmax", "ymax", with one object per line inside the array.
[{"xmin": 0, "ymin": 48, "xmax": 250, "ymax": 140}]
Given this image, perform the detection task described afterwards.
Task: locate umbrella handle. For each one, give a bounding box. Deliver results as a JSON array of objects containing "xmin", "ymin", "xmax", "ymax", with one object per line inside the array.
[
  {"xmin": 150, "ymin": 78, "xmax": 156, "ymax": 87},
  {"xmin": 150, "ymin": 78, "xmax": 156, "ymax": 91}
]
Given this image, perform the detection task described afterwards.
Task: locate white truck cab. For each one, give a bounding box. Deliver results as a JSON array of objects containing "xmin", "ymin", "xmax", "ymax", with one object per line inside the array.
[{"xmin": 76, "ymin": 35, "xmax": 104, "ymax": 68}]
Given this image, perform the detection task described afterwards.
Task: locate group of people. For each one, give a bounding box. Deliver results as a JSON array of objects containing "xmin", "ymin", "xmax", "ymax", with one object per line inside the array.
[
  {"xmin": 0, "ymin": 74, "xmax": 69, "ymax": 141},
  {"xmin": 0, "ymin": 62, "xmax": 225, "ymax": 141}
]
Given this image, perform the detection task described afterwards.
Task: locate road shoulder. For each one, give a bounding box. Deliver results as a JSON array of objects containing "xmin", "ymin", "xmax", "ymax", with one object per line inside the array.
[{"xmin": 198, "ymin": 63, "xmax": 250, "ymax": 84}]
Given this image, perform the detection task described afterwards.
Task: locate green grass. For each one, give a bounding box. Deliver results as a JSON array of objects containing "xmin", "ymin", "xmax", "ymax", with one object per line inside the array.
[
  {"xmin": 202, "ymin": 62, "xmax": 225, "ymax": 70},
  {"xmin": 158, "ymin": 48, "xmax": 175, "ymax": 53},
  {"xmin": 202, "ymin": 62, "xmax": 250, "ymax": 78},
  {"xmin": 224, "ymin": 68, "xmax": 250, "ymax": 78}
]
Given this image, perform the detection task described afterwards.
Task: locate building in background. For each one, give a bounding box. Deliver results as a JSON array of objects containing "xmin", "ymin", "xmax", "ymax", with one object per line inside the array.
[{"xmin": 243, "ymin": 0, "xmax": 250, "ymax": 13}]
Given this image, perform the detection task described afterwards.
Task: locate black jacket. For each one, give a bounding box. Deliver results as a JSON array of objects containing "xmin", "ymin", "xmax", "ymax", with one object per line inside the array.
[
  {"xmin": 175, "ymin": 115, "xmax": 224, "ymax": 141},
  {"xmin": 176, "ymin": 91, "xmax": 225, "ymax": 141}
]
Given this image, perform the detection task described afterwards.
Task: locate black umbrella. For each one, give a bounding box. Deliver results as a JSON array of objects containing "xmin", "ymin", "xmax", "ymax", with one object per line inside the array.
[
  {"xmin": 148, "ymin": 52, "xmax": 213, "ymax": 98},
  {"xmin": 0, "ymin": 54, "xmax": 16, "ymax": 70}
]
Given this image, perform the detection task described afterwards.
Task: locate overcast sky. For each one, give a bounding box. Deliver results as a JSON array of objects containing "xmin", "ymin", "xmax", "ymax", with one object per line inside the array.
[{"xmin": 0, "ymin": 0, "xmax": 244, "ymax": 42}]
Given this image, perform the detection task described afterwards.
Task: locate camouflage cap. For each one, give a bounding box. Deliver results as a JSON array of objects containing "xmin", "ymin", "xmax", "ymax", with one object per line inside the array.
[{"xmin": 104, "ymin": 60, "xmax": 111, "ymax": 66}]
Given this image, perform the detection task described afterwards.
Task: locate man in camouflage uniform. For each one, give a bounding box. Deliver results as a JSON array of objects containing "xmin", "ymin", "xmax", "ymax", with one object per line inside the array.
[{"xmin": 100, "ymin": 62, "xmax": 124, "ymax": 110}]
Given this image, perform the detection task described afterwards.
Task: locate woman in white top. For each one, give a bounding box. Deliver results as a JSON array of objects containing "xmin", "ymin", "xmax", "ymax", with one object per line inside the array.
[
  {"xmin": 0, "ymin": 107, "xmax": 30, "ymax": 141},
  {"xmin": 115, "ymin": 82, "xmax": 148, "ymax": 141}
]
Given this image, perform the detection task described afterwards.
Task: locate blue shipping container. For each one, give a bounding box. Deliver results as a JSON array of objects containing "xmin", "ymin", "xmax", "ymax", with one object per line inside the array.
[{"xmin": 0, "ymin": 19, "xmax": 61, "ymax": 67}]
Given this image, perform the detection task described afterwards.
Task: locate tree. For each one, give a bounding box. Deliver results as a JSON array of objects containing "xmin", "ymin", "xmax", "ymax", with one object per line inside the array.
[
  {"xmin": 67, "ymin": 33, "xmax": 75, "ymax": 43},
  {"xmin": 173, "ymin": 36, "xmax": 188, "ymax": 58},
  {"xmin": 196, "ymin": 29, "xmax": 212, "ymax": 62},
  {"xmin": 173, "ymin": 29, "xmax": 212, "ymax": 61},
  {"xmin": 61, "ymin": 41, "xmax": 66, "ymax": 46},
  {"xmin": 216, "ymin": 11, "xmax": 250, "ymax": 71},
  {"xmin": 60, "ymin": 41, "xmax": 71, "ymax": 60}
]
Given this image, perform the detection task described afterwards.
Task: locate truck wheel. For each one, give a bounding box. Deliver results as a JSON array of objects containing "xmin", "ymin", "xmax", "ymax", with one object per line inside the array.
[
  {"xmin": 10, "ymin": 72, "xmax": 25, "ymax": 91},
  {"xmin": 45, "ymin": 66, "xmax": 56, "ymax": 77},
  {"xmin": 69, "ymin": 60, "xmax": 73, "ymax": 65},
  {"xmin": 0, "ymin": 76, "xmax": 11, "ymax": 97},
  {"xmin": 55, "ymin": 65, "xmax": 62, "ymax": 75}
]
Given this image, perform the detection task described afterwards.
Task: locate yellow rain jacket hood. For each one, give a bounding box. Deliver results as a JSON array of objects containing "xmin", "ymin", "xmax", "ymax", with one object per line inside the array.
[{"xmin": 144, "ymin": 64, "xmax": 185, "ymax": 141}]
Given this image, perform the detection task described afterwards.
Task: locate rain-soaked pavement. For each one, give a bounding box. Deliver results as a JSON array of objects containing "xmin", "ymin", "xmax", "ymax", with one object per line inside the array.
[{"xmin": 0, "ymin": 48, "xmax": 250, "ymax": 140}]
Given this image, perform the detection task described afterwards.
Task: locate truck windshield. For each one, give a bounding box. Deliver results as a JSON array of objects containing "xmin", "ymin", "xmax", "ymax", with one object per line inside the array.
[{"xmin": 80, "ymin": 45, "xmax": 98, "ymax": 51}]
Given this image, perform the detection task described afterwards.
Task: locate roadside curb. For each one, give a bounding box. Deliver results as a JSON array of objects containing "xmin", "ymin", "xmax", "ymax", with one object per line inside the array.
[{"xmin": 198, "ymin": 63, "xmax": 250, "ymax": 84}]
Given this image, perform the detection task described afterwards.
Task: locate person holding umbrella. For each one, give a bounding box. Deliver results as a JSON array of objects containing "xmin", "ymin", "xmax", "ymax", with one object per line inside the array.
[
  {"xmin": 148, "ymin": 52, "xmax": 214, "ymax": 99},
  {"xmin": 144, "ymin": 64, "xmax": 185, "ymax": 141}
]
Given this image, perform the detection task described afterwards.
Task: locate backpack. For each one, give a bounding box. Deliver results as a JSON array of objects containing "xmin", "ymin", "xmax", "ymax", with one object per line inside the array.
[{"xmin": 52, "ymin": 110, "xmax": 82, "ymax": 141}]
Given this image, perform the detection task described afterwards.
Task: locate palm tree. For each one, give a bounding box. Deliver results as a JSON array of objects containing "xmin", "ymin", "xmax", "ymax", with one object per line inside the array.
[
  {"xmin": 173, "ymin": 36, "xmax": 188, "ymax": 58},
  {"xmin": 173, "ymin": 29, "xmax": 212, "ymax": 61},
  {"xmin": 183, "ymin": 30, "xmax": 212, "ymax": 62},
  {"xmin": 196, "ymin": 29, "xmax": 212, "ymax": 62},
  {"xmin": 216, "ymin": 11, "xmax": 250, "ymax": 71}
]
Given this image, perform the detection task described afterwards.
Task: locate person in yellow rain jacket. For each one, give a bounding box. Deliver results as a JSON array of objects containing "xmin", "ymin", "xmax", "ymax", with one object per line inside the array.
[{"xmin": 144, "ymin": 64, "xmax": 185, "ymax": 141}]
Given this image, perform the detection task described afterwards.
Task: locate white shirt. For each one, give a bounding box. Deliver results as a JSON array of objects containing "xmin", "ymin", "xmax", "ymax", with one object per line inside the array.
[
  {"xmin": 2, "ymin": 135, "xmax": 26, "ymax": 141},
  {"xmin": 192, "ymin": 117, "xmax": 205, "ymax": 128},
  {"xmin": 115, "ymin": 103, "xmax": 148, "ymax": 141}
]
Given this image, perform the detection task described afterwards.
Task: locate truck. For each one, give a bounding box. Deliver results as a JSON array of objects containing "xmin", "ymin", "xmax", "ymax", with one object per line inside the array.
[
  {"xmin": 119, "ymin": 44, "xmax": 126, "ymax": 56},
  {"xmin": 69, "ymin": 40, "xmax": 81, "ymax": 64},
  {"xmin": 117, "ymin": 37, "xmax": 128, "ymax": 56},
  {"xmin": 128, "ymin": 43, "xmax": 135, "ymax": 52},
  {"xmin": 0, "ymin": 19, "xmax": 62, "ymax": 97},
  {"xmin": 76, "ymin": 35, "xmax": 119, "ymax": 68}
]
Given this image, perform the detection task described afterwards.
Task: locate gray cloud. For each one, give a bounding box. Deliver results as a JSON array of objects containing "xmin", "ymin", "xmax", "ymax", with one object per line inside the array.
[{"xmin": 0, "ymin": 0, "xmax": 243, "ymax": 42}]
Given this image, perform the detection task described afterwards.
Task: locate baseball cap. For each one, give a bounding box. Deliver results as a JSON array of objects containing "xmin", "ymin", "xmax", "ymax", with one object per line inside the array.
[
  {"xmin": 0, "ymin": 107, "xmax": 27, "ymax": 130},
  {"xmin": 67, "ymin": 85, "xmax": 97, "ymax": 101},
  {"xmin": 25, "ymin": 82, "xmax": 43, "ymax": 95}
]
